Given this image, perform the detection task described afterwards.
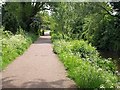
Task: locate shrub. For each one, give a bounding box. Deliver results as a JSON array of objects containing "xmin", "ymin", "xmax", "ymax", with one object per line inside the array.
[
  {"xmin": 69, "ymin": 62, "xmax": 117, "ymax": 88},
  {"xmin": 70, "ymin": 40, "xmax": 116, "ymax": 72},
  {"xmin": 53, "ymin": 40, "xmax": 71, "ymax": 54},
  {"xmin": 2, "ymin": 28, "xmax": 38, "ymax": 69},
  {"xmin": 54, "ymin": 40, "xmax": 116, "ymax": 72},
  {"xmin": 51, "ymin": 33, "xmax": 63, "ymax": 42},
  {"xmin": 53, "ymin": 40, "xmax": 118, "ymax": 88},
  {"xmin": 2, "ymin": 12, "xmax": 19, "ymax": 34},
  {"xmin": 70, "ymin": 40, "xmax": 99, "ymax": 58}
]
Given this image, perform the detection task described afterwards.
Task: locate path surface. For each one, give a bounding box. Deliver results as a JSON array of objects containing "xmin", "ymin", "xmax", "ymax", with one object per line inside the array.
[{"xmin": 2, "ymin": 32, "xmax": 76, "ymax": 88}]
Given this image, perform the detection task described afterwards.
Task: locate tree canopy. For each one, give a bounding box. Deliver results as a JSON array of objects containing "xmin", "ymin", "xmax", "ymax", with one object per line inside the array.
[{"xmin": 1, "ymin": 1, "xmax": 120, "ymax": 52}]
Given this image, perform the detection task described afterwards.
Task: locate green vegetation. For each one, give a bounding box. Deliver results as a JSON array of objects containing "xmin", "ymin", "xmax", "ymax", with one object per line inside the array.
[
  {"xmin": 1, "ymin": 27, "xmax": 38, "ymax": 69},
  {"xmin": 53, "ymin": 40, "xmax": 118, "ymax": 88},
  {"xmin": 50, "ymin": 3, "xmax": 120, "ymax": 88},
  {"xmin": 50, "ymin": 2, "xmax": 120, "ymax": 52},
  {"xmin": 1, "ymin": 2, "xmax": 48, "ymax": 68},
  {"xmin": 1, "ymin": 1, "xmax": 120, "ymax": 89}
]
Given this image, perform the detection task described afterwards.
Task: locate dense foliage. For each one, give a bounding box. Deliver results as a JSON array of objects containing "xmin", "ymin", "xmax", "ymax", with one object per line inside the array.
[
  {"xmin": 1, "ymin": 27, "xmax": 38, "ymax": 69},
  {"xmin": 1, "ymin": 1, "xmax": 120, "ymax": 89},
  {"xmin": 1, "ymin": 2, "xmax": 49, "ymax": 68},
  {"xmin": 53, "ymin": 40, "xmax": 118, "ymax": 88},
  {"xmin": 50, "ymin": 2, "xmax": 120, "ymax": 52},
  {"xmin": 2, "ymin": 2, "xmax": 46, "ymax": 34},
  {"xmin": 50, "ymin": 2, "xmax": 120, "ymax": 88}
]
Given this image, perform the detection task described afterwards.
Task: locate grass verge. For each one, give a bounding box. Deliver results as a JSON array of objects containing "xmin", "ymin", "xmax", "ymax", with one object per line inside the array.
[
  {"xmin": 53, "ymin": 39, "xmax": 119, "ymax": 88},
  {"xmin": 2, "ymin": 28, "xmax": 38, "ymax": 69}
]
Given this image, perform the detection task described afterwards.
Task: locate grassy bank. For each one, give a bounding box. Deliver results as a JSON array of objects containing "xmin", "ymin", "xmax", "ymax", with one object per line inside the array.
[
  {"xmin": 2, "ymin": 28, "xmax": 38, "ymax": 69},
  {"xmin": 53, "ymin": 39, "xmax": 119, "ymax": 88}
]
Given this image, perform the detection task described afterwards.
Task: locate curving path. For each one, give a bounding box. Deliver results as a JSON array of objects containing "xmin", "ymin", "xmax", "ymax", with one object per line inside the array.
[{"xmin": 2, "ymin": 31, "xmax": 76, "ymax": 88}]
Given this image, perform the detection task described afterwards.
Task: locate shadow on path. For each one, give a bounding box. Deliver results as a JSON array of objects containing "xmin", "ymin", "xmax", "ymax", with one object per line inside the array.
[
  {"xmin": 2, "ymin": 77, "xmax": 76, "ymax": 88},
  {"xmin": 34, "ymin": 36, "xmax": 51, "ymax": 44}
]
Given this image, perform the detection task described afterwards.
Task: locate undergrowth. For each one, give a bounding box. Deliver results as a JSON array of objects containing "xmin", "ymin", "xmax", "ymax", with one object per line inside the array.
[
  {"xmin": 1, "ymin": 28, "xmax": 38, "ymax": 69},
  {"xmin": 53, "ymin": 39, "xmax": 119, "ymax": 88}
]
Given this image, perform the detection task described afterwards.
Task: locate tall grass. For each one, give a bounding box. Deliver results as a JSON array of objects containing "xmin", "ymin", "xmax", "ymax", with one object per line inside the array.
[
  {"xmin": 1, "ymin": 28, "xmax": 38, "ymax": 69},
  {"xmin": 53, "ymin": 40, "xmax": 118, "ymax": 88}
]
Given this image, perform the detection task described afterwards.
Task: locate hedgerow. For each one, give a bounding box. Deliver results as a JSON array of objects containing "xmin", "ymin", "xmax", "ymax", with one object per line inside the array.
[
  {"xmin": 53, "ymin": 39, "xmax": 118, "ymax": 88},
  {"xmin": 2, "ymin": 28, "xmax": 38, "ymax": 69}
]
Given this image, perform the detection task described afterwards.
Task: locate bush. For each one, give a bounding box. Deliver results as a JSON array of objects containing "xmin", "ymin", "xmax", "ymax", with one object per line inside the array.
[
  {"xmin": 2, "ymin": 28, "xmax": 38, "ymax": 69},
  {"xmin": 2, "ymin": 12, "xmax": 19, "ymax": 34},
  {"xmin": 69, "ymin": 62, "xmax": 117, "ymax": 88},
  {"xmin": 70, "ymin": 40, "xmax": 99, "ymax": 58},
  {"xmin": 54, "ymin": 40, "xmax": 116, "ymax": 72},
  {"xmin": 51, "ymin": 33, "xmax": 63, "ymax": 42},
  {"xmin": 53, "ymin": 40, "xmax": 118, "ymax": 88},
  {"xmin": 70, "ymin": 40, "xmax": 116, "ymax": 72}
]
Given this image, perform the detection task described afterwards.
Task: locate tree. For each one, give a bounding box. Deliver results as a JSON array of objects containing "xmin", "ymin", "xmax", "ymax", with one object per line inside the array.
[
  {"xmin": 2, "ymin": 2, "xmax": 46, "ymax": 33},
  {"xmin": 50, "ymin": 2, "xmax": 120, "ymax": 52}
]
